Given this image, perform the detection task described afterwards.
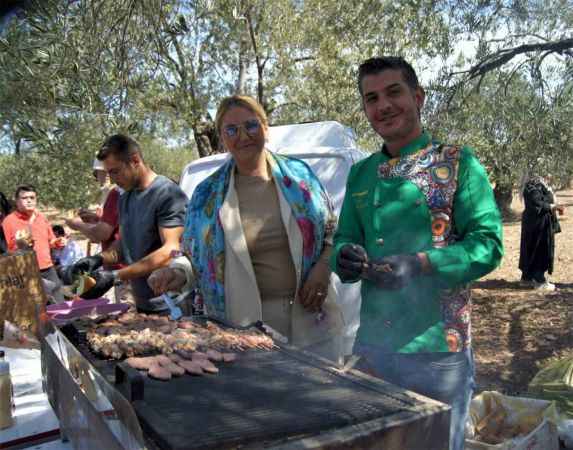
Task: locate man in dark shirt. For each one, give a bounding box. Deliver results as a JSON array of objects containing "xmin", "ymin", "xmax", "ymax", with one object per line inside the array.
[{"xmin": 70, "ymin": 134, "xmax": 187, "ymax": 312}]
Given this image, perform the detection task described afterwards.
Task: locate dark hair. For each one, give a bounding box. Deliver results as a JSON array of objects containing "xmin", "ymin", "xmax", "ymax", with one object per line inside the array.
[
  {"xmin": 52, "ymin": 224, "xmax": 65, "ymax": 237},
  {"xmin": 97, "ymin": 134, "xmax": 142, "ymax": 163},
  {"xmin": 0, "ymin": 192, "xmax": 12, "ymax": 217},
  {"xmin": 358, "ymin": 56, "xmax": 420, "ymax": 95},
  {"xmin": 14, "ymin": 184, "xmax": 37, "ymax": 200}
]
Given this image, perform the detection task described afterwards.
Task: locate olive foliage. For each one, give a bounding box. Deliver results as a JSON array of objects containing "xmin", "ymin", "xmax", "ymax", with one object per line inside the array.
[{"xmin": 0, "ymin": 0, "xmax": 571, "ymax": 210}]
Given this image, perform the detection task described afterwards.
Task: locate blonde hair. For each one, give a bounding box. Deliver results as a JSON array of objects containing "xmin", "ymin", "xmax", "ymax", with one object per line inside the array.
[{"xmin": 214, "ymin": 95, "xmax": 269, "ymax": 137}]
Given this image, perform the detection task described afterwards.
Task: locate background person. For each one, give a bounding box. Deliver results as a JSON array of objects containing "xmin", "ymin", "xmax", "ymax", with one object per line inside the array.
[
  {"xmin": 69, "ymin": 134, "xmax": 187, "ymax": 312},
  {"xmin": 148, "ymin": 95, "xmax": 343, "ymax": 360},
  {"xmin": 1, "ymin": 185, "xmax": 65, "ymax": 303},
  {"xmin": 51, "ymin": 224, "xmax": 85, "ymax": 269},
  {"xmin": 65, "ymin": 180, "xmax": 128, "ymax": 303},
  {"xmin": 72, "ymin": 158, "xmax": 114, "ymax": 256},
  {"xmin": 331, "ymin": 57, "xmax": 503, "ymax": 450},
  {"xmin": 0, "ymin": 191, "xmax": 12, "ymax": 254},
  {"xmin": 519, "ymin": 173, "xmax": 564, "ymax": 290}
]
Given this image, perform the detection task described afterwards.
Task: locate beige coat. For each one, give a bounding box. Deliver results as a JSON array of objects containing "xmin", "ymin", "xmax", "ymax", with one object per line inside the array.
[
  {"xmin": 220, "ymin": 169, "xmax": 343, "ymax": 351},
  {"xmin": 174, "ymin": 167, "xmax": 343, "ymax": 355}
]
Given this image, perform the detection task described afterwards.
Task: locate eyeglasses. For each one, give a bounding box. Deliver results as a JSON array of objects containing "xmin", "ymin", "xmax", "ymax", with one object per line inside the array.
[{"xmin": 223, "ymin": 119, "xmax": 261, "ymax": 138}]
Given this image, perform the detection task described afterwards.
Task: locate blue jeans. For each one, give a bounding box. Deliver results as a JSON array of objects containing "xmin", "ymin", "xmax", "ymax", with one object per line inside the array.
[{"xmin": 354, "ymin": 343, "xmax": 475, "ymax": 450}]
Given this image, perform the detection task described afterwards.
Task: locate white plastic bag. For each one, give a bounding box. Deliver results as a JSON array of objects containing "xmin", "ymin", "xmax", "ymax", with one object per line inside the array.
[{"xmin": 465, "ymin": 391, "xmax": 559, "ymax": 450}]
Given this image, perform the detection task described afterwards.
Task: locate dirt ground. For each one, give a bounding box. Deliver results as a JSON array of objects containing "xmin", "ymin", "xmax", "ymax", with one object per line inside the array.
[
  {"xmin": 472, "ymin": 188, "xmax": 573, "ymax": 395},
  {"xmin": 46, "ymin": 189, "xmax": 573, "ymax": 395}
]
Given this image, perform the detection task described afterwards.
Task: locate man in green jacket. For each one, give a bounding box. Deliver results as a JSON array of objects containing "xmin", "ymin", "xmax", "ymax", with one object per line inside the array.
[{"xmin": 331, "ymin": 56, "xmax": 503, "ymax": 450}]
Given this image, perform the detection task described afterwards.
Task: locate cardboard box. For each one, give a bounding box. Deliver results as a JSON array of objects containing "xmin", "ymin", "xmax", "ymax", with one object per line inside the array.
[{"xmin": 0, "ymin": 251, "xmax": 47, "ymax": 338}]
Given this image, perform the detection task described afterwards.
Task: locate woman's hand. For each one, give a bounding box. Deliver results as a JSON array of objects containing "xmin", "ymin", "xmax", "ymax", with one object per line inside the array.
[
  {"xmin": 148, "ymin": 267, "xmax": 187, "ymax": 295},
  {"xmin": 298, "ymin": 260, "xmax": 330, "ymax": 312}
]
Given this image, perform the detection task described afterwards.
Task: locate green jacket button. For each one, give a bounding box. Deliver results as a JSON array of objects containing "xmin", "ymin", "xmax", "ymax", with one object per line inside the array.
[{"xmin": 376, "ymin": 238, "xmax": 384, "ymax": 246}]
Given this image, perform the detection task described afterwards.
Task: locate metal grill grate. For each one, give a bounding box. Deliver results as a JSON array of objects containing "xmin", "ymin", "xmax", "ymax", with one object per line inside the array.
[
  {"xmin": 134, "ymin": 349, "xmax": 417, "ymax": 450},
  {"xmin": 61, "ymin": 322, "xmax": 426, "ymax": 450}
]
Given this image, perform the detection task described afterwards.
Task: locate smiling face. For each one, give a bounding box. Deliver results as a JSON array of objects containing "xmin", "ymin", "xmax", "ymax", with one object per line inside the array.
[
  {"xmin": 220, "ymin": 106, "xmax": 267, "ymax": 168},
  {"xmin": 361, "ymin": 69, "xmax": 425, "ymax": 153}
]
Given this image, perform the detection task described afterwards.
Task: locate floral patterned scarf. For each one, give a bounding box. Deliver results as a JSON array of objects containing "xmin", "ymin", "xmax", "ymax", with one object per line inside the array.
[{"xmin": 182, "ymin": 151, "xmax": 333, "ymax": 319}]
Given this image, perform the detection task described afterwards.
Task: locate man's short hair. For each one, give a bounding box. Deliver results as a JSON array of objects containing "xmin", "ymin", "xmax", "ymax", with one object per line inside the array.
[
  {"xmin": 14, "ymin": 184, "xmax": 37, "ymax": 200},
  {"xmin": 358, "ymin": 57, "xmax": 420, "ymax": 95},
  {"xmin": 97, "ymin": 134, "xmax": 142, "ymax": 163},
  {"xmin": 52, "ymin": 224, "xmax": 65, "ymax": 237}
]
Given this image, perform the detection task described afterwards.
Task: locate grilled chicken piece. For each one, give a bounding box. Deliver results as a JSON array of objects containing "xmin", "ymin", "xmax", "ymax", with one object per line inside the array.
[
  {"xmin": 177, "ymin": 360, "xmax": 204, "ymax": 376},
  {"xmin": 193, "ymin": 358, "xmax": 219, "ymax": 374},
  {"xmin": 155, "ymin": 354, "xmax": 185, "ymax": 376},
  {"xmin": 161, "ymin": 361, "xmax": 185, "ymax": 376},
  {"xmin": 222, "ymin": 353, "xmax": 237, "ymax": 363},
  {"xmin": 126, "ymin": 356, "xmax": 157, "ymax": 370},
  {"xmin": 148, "ymin": 363, "xmax": 172, "ymax": 381},
  {"xmin": 191, "ymin": 351, "xmax": 209, "ymax": 360},
  {"xmin": 168, "ymin": 353, "xmax": 183, "ymax": 363},
  {"xmin": 155, "ymin": 354, "xmax": 172, "ymax": 366},
  {"xmin": 174, "ymin": 349, "xmax": 194, "ymax": 360},
  {"xmin": 205, "ymin": 349, "xmax": 223, "ymax": 362},
  {"xmin": 177, "ymin": 320, "xmax": 197, "ymax": 330}
]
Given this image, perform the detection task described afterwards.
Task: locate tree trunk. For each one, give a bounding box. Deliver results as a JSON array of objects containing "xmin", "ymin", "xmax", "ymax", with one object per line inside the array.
[
  {"xmin": 494, "ymin": 183, "xmax": 514, "ymax": 218},
  {"xmin": 193, "ymin": 119, "xmax": 220, "ymax": 158},
  {"xmin": 236, "ymin": 34, "xmax": 248, "ymax": 94}
]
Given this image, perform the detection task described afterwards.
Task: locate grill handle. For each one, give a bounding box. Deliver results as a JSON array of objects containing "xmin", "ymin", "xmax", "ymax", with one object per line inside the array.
[{"xmin": 115, "ymin": 362, "xmax": 145, "ymax": 402}]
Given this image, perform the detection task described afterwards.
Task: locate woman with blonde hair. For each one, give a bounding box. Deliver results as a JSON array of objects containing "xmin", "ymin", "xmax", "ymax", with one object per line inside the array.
[{"xmin": 149, "ymin": 95, "xmax": 343, "ymax": 360}]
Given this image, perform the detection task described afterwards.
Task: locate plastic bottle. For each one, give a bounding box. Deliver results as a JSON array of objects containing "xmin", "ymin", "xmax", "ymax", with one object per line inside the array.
[{"xmin": 0, "ymin": 350, "xmax": 14, "ymax": 429}]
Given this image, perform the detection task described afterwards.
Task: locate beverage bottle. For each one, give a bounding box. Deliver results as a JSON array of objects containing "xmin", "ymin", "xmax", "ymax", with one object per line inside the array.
[{"xmin": 0, "ymin": 350, "xmax": 14, "ymax": 429}]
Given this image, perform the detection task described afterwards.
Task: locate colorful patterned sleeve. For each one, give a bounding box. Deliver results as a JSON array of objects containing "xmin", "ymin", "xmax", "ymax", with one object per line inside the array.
[{"xmin": 425, "ymin": 146, "xmax": 504, "ymax": 287}]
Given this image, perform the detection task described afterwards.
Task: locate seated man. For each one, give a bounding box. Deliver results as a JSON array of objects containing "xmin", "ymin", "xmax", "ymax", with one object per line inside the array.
[{"xmin": 51, "ymin": 224, "xmax": 85, "ymax": 269}]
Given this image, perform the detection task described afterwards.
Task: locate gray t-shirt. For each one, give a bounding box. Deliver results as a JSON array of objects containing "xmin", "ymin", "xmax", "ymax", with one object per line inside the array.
[{"xmin": 119, "ymin": 175, "xmax": 187, "ymax": 311}]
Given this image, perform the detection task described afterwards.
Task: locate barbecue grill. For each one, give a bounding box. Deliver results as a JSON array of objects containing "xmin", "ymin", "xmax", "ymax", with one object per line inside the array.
[{"xmin": 41, "ymin": 318, "xmax": 450, "ymax": 449}]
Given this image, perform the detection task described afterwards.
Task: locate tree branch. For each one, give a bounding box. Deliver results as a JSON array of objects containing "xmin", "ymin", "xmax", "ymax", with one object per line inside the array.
[{"xmin": 463, "ymin": 38, "xmax": 573, "ymax": 81}]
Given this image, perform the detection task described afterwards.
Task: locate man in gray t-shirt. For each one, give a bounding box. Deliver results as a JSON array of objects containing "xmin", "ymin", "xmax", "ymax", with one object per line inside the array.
[
  {"xmin": 71, "ymin": 134, "xmax": 187, "ymax": 312},
  {"xmin": 119, "ymin": 175, "xmax": 187, "ymax": 310}
]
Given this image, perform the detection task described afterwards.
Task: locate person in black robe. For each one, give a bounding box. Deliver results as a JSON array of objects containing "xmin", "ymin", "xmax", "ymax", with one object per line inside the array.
[{"xmin": 519, "ymin": 176, "xmax": 564, "ymax": 290}]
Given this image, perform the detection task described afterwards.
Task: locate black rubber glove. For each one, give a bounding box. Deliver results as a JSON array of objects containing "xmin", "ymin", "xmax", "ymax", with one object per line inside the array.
[
  {"xmin": 336, "ymin": 244, "xmax": 368, "ymax": 282},
  {"xmin": 71, "ymin": 254, "xmax": 104, "ymax": 276},
  {"xmin": 81, "ymin": 270, "xmax": 116, "ymax": 299},
  {"xmin": 59, "ymin": 265, "xmax": 76, "ymax": 285},
  {"xmin": 365, "ymin": 254, "xmax": 422, "ymax": 290}
]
